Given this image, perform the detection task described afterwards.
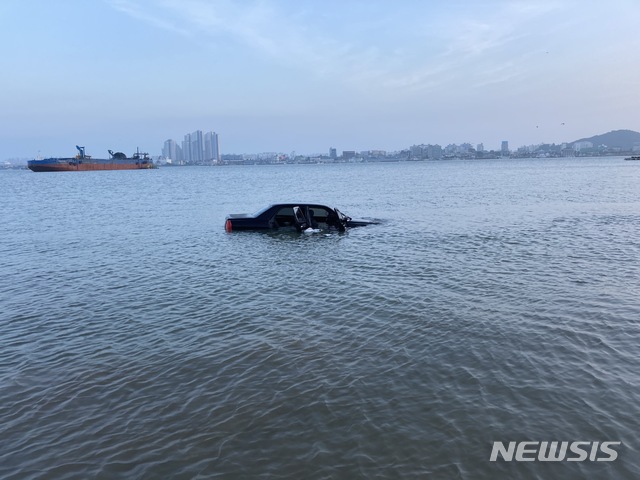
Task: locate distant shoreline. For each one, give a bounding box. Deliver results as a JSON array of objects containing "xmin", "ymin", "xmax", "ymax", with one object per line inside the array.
[
  {"xmin": 164, "ymin": 153, "xmax": 634, "ymax": 167},
  {"xmin": 3, "ymin": 153, "xmax": 635, "ymax": 170}
]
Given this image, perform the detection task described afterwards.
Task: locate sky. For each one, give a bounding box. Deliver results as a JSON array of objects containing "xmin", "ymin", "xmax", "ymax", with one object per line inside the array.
[{"xmin": 2, "ymin": 0, "xmax": 640, "ymax": 159}]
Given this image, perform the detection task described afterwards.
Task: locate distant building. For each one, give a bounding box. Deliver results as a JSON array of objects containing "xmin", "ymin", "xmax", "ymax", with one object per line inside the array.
[
  {"xmin": 410, "ymin": 144, "xmax": 426, "ymax": 159},
  {"xmin": 477, "ymin": 143, "xmax": 484, "ymax": 152},
  {"xmin": 342, "ymin": 150, "xmax": 356, "ymax": 159},
  {"xmin": 573, "ymin": 141, "xmax": 593, "ymax": 152},
  {"xmin": 162, "ymin": 139, "xmax": 180, "ymax": 162},
  {"xmin": 444, "ymin": 144, "xmax": 457, "ymax": 155},
  {"xmin": 426, "ymin": 144, "xmax": 443, "ymax": 159},
  {"xmin": 204, "ymin": 131, "xmax": 219, "ymax": 163},
  {"xmin": 190, "ymin": 130, "xmax": 204, "ymax": 163},
  {"xmin": 501, "ymin": 141, "xmax": 509, "ymax": 155},
  {"xmin": 329, "ymin": 147, "xmax": 337, "ymax": 159},
  {"xmin": 369, "ymin": 150, "xmax": 386, "ymax": 157},
  {"xmin": 181, "ymin": 133, "xmax": 191, "ymax": 162},
  {"xmin": 220, "ymin": 153, "xmax": 243, "ymax": 165},
  {"xmin": 460, "ymin": 143, "xmax": 473, "ymax": 154}
]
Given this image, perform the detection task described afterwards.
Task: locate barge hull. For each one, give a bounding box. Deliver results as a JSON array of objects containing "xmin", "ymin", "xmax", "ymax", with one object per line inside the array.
[{"xmin": 27, "ymin": 158, "xmax": 154, "ymax": 172}]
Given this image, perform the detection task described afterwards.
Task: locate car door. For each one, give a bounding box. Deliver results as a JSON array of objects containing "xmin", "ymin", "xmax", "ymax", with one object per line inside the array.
[{"xmin": 292, "ymin": 206, "xmax": 308, "ymax": 231}]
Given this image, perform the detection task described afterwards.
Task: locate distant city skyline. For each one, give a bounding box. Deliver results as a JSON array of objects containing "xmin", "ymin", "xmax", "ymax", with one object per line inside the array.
[
  {"xmin": 162, "ymin": 130, "xmax": 219, "ymax": 164},
  {"xmin": 1, "ymin": 1, "xmax": 640, "ymax": 159},
  {"xmin": 3, "ymin": 127, "xmax": 638, "ymax": 164},
  {"xmin": 211, "ymin": 135, "xmax": 637, "ymax": 165}
]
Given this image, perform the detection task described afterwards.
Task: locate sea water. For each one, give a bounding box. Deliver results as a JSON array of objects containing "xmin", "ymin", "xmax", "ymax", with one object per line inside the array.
[{"xmin": 1, "ymin": 158, "xmax": 639, "ymax": 479}]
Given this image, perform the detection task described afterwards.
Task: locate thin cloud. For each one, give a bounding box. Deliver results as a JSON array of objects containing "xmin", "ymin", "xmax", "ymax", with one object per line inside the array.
[
  {"xmin": 107, "ymin": 0, "xmax": 192, "ymax": 37},
  {"xmin": 107, "ymin": 0, "xmax": 570, "ymax": 94},
  {"xmin": 109, "ymin": 0, "xmax": 363, "ymax": 76},
  {"xmin": 385, "ymin": 1, "xmax": 570, "ymax": 92}
]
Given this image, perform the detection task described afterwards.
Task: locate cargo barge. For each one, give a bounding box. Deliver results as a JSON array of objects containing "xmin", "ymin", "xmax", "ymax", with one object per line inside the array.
[{"xmin": 28, "ymin": 146, "xmax": 155, "ymax": 172}]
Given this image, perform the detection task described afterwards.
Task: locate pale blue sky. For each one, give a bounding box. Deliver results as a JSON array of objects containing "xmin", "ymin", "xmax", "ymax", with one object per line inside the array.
[{"xmin": 2, "ymin": 0, "xmax": 639, "ymax": 158}]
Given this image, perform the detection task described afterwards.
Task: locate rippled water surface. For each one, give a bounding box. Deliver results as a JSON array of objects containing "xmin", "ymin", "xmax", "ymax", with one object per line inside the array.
[{"xmin": 1, "ymin": 158, "xmax": 639, "ymax": 479}]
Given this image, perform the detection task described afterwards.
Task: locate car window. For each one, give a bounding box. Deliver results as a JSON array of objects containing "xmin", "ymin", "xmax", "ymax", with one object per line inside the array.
[
  {"xmin": 309, "ymin": 207, "xmax": 330, "ymax": 221},
  {"xmin": 275, "ymin": 207, "xmax": 295, "ymax": 217}
]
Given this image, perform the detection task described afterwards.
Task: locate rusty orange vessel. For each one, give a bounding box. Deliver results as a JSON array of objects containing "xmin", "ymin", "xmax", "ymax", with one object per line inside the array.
[{"xmin": 28, "ymin": 146, "xmax": 155, "ymax": 172}]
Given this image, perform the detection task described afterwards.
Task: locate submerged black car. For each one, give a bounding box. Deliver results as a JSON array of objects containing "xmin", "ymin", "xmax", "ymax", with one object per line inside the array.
[{"xmin": 225, "ymin": 203, "xmax": 378, "ymax": 232}]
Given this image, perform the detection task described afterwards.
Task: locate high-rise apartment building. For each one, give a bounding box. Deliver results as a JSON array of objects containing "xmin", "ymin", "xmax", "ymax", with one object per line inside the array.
[
  {"xmin": 162, "ymin": 139, "xmax": 180, "ymax": 161},
  {"xmin": 204, "ymin": 131, "xmax": 219, "ymax": 163},
  {"xmin": 190, "ymin": 130, "xmax": 204, "ymax": 163},
  {"xmin": 182, "ymin": 133, "xmax": 192, "ymax": 162}
]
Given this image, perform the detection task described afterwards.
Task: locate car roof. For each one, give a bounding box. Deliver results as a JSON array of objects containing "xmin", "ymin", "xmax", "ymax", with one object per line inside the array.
[
  {"xmin": 252, "ymin": 203, "xmax": 335, "ymax": 217},
  {"xmin": 274, "ymin": 203, "xmax": 334, "ymax": 208}
]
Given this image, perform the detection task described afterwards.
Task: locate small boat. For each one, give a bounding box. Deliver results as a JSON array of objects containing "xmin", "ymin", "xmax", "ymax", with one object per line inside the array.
[
  {"xmin": 624, "ymin": 156, "xmax": 640, "ymax": 161},
  {"xmin": 28, "ymin": 146, "xmax": 156, "ymax": 172}
]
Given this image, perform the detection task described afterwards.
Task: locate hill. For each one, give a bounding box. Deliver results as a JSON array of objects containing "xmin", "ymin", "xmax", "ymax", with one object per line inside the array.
[{"xmin": 571, "ymin": 129, "xmax": 640, "ymax": 149}]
